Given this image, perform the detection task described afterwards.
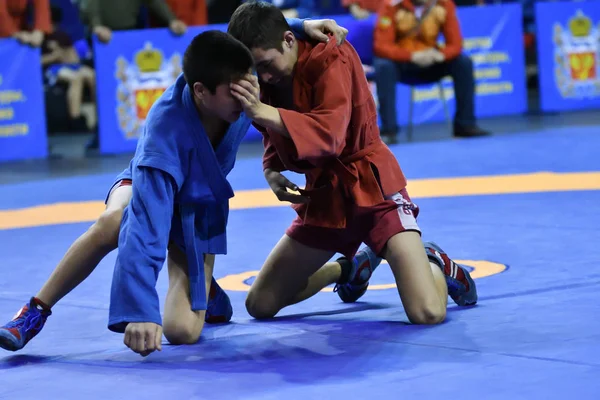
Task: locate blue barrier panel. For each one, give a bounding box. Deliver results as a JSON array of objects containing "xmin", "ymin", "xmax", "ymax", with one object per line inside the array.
[
  {"xmin": 535, "ymin": 1, "xmax": 600, "ymax": 112},
  {"xmin": 324, "ymin": 13, "xmax": 378, "ymax": 65},
  {"xmin": 94, "ymin": 6, "xmax": 527, "ymax": 154},
  {"xmin": 93, "ymin": 25, "xmax": 227, "ymax": 154},
  {"xmin": 388, "ymin": 3, "xmax": 528, "ymax": 126},
  {"xmin": 0, "ymin": 39, "xmax": 48, "ymax": 162}
]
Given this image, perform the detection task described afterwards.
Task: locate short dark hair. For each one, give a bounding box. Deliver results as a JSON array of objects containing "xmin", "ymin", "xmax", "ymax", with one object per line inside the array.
[
  {"xmin": 227, "ymin": 1, "xmax": 291, "ymax": 52},
  {"xmin": 182, "ymin": 30, "xmax": 254, "ymax": 94}
]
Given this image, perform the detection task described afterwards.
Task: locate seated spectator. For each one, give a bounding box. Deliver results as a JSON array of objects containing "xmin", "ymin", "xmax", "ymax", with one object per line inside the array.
[
  {"xmin": 75, "ymin": 0, "xmax": 187, "ymax": 150},
  {"xmin": 373, "ymin": 0, "xmax": 489, "ymax": 143},
  {"xmin": 77, "ymin": 0, "xmax": 187, "ymax": 44},
  {"xmin": 42, "ymin": 5, "xmax": 95, "ymax": 132},
  {"xmin": 343, "ymin": 0, "xmax": 382, "ymax": 20},
  {"xmin": 0, "ymin": 0, "xmax": 51, "ymax": 47}
]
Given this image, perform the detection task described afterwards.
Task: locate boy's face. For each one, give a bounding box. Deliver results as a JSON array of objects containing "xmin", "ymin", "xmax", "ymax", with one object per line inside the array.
[
  {"xmin": 198, "ymin": 83, "xmax": 243, "ymax": 123},
  {"xmin": 251, "ymin": 31, "xmax": 298, "ymax": 86}
]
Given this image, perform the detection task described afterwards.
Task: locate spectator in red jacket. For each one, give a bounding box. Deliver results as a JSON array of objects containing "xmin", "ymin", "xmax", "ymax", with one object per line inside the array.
[
  {"xmin": 0, "ymin": 0, "xmax": 51, "ymax": 47},
  {"xmin": 373, "ymin": 0, "xmax": 489, "ymax": 143},
  {"xmin": 151, "ymin": 0, "xmax": 208, "ymax": 27},
  {"xmin": 42, "ymin": 5, "xmax": 95, "ymax": 132}
]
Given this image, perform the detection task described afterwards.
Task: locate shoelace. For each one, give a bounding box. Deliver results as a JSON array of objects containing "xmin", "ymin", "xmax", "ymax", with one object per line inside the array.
[
  {"xmin": 333, "ymin": 255, "xmax": 374, "ymax": 293},
  {"xmin": 5, "ymin": 309, "xmax": 45, "ymax": 332},
  {"xmin": 23, "ymin": 312, "xmax": 45, "ymax": 333}
]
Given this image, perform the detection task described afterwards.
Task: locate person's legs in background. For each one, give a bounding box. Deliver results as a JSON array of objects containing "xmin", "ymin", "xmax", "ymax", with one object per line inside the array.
[
  {"xmin": 373, "ymin": 56, "xmax": 401, "ymax": 144},
  {"xmin": 374, "ymin": 54, "xmax": 490, "ymax": 142},
  {"xmin": 441, "ymin": 54, "xmax": 490, "ymax": 137}
]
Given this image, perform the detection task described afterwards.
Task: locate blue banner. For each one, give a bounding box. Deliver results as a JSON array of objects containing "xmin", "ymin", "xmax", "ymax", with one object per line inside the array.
[
  {"xmin": 535, "ymin": 1, "xmax": 600, "ymax": 112},
  {"xmin": 0, "ymin": 39, "xmax": 48, "ymax": 162},
  {"xmin": 379, "ymin": 3, "xmax": 527, "ymax": 126},
  {"xmin": 93, "ymin": 25, "xmax": 231, "ymax": 154}
]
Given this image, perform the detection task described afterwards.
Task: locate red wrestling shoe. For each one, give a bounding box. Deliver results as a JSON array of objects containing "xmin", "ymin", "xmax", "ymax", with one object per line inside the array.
[{"xmin": 424, "ymin": 242, "xmax": 478, "ymax": 306}]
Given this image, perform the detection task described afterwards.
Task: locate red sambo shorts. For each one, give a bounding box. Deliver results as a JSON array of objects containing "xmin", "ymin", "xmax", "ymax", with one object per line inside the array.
[
  {"xmin": 105, "ymin": 179, "xmax": 132, "ymax": 204},
  {"xmin": 286, "ymin": 188, "xmax": 420, "ymax": 259}
]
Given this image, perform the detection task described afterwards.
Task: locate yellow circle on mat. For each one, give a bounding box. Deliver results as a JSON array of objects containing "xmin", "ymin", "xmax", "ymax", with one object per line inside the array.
[
  {"xmin": 1, "ymin": 171, "xmax": 599, "ymax": 231},
  {"xmin": 216, "ymin": 260, "xmax": 507, "ymax": 292}
]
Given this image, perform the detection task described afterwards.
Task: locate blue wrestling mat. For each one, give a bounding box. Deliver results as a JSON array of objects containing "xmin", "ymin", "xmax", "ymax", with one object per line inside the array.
[{"xmin": 0, "ymin": 126, "xmax": 599, "ymax": 399}]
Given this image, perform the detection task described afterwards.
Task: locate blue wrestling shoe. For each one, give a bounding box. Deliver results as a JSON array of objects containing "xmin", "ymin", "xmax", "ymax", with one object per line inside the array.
[
  {"xmin": 0, "ymin": 298, "xmax": 51, "ymax": 351},
  {"xmin": 424, "ymin": 242, "xmax": 478, "ymax": 306},
  {"xmin": 205, "ymin": 277, "xmax": 233, "ymax": 324},
  {"xmin": 334, "ymin": 246, "xmax": 383, "ymax": 303}
]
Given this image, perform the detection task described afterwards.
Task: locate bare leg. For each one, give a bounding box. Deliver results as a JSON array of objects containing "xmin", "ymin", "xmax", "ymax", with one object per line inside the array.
[
  {"xmin": 56, "ymin": 68, "xmax": 84, "ymax": 119},
  {"xmin": 383, "ymin": 231, "xmax": 448, "ymax": 325},
  {"xmin": 289, "ymin": 261, "xmax": 342, "ymax": 305},
  {"xmin": 79, "ymin": 66, "xmax": 96, "ymax": 103},
  {"xmin": 246, "ymin": 234, "xmax": 336, "ymax": 319},
  {"xmin": 35, "ymin": 185, "xmax": 132, "ymax": 307},
  {"xmin": 162, "ymin": 243, "xmax": 214, "ymax": 345}
]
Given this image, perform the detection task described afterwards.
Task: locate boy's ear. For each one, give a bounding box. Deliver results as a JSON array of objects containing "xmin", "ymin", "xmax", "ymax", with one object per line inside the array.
[
  {"xmin": 193, "ymin": 82, "xmax": 207, "ymax": 99},
  {"xmin": 283, "ymin": 30, "xmax": 296, "ymax": 49}
]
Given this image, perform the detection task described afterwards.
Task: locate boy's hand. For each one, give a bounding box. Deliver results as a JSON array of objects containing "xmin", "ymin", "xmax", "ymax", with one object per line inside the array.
[
  {"xmin": 430, "ymin": 49, "xmax": 445, "ymax": 63},
  {"xmin": 303, "ymin": 19, "xmax": 348, "ymax": 45},
  {"xmin": 124, "ymin": 322, "xmax": 163, "ymax": 357},
  {"xmin": 29, "ymin": 30, "xmax": 44, "ymax": 47},
  {"xmin": 264, "ymin": 169, "xmax": 310, "ymax": 204},
  {"xmin": 169, "ymin": 19, "xmax": 187, "ymax": 35},
  {"xmin": 13, "ymin": 31, "xmax": 31, "ymax": 44},
  {"xmin": 93, "ymin": 26, "xmax": 112, "ymax": 43},
  {"xmin": 230, "ymin": 74, "xmax": 263, "ymax": 119},
  {"xmin": 411, "ymin": 49, "xmax": 445, "ymax": 68}
]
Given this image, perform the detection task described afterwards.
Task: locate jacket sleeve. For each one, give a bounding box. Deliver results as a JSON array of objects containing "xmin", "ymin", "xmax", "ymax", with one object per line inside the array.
[
  {"xmin": 84, "ymin": 0, "xmax": 103, "ymax": 28},
  {"xmin": 286, "ymin": 17, "xmax": 308, "ymax": 40},
  {"xmin": 32, "ymin": 0, "xmax": 52, "ymax": 33},
  {"xmin": 191, "ymin": 0, "xmax": 208, "ymax": 25},
  {"xmin": 253, "ymin": 122, "xmax": 287, "ymax": 172},
  {"xmin": 0, "ymin": 1, "xmax": 18, "ymax": 37},
  {"xmin": 373, "ymin": 4, "xmax": 412, "ymax": 62},
  {"xmin": 107, "ymin": 166, "xmax": 176, "ymax": 333},
  {"xmin": 440, "ymin": 0, "xmax": 463, "ymax": 60},
  {"xmin": 275, "ymin": 54, "xmax": 352, "ymax": 165},
  {"xmin": 147, "ymin": 0, "xmax": 177, "ymax": 24}
]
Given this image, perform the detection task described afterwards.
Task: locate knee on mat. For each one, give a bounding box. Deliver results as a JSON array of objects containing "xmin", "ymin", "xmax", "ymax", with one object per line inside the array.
[
  {"xmin": 245, "ymin": 292, "xmax": 279, "ymax": 320},
  {"xmin": 406, "ymin": 305, "xmax": 446, "ymax": 325},
  {"xmin": 163, "ymin": 320, "xmax": 203, "ymax": 345},
  {"xmin": 91, "ymin": 209, "xmax": 123, "ymax": 248}
]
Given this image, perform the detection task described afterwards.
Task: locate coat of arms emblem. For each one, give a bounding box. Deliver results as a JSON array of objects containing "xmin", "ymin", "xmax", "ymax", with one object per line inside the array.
[
  {"xmin": 115, "ymin": 42, "xmax": 182, "ymax": 139},
  {"xmin": 553, "ymin": 10, "xmax": 600, "ymax": 99}
]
